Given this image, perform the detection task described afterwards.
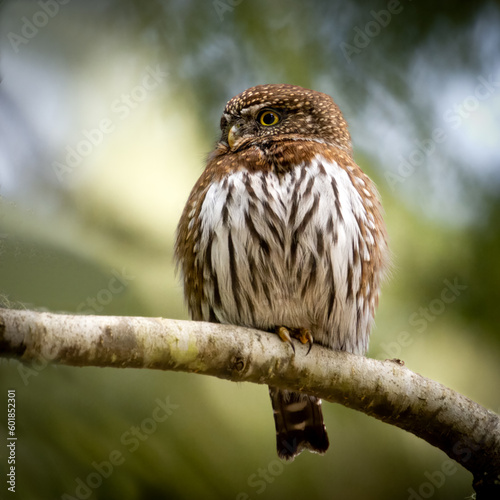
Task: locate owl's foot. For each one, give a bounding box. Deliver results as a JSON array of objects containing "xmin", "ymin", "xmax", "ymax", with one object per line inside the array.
[
  {"xmin": 276, "ymin": 326, "xmax": 314, "ymax": 355},
  {"xmin": 277, "ymin": 326, "xmax": 295, "ymax": 354}
]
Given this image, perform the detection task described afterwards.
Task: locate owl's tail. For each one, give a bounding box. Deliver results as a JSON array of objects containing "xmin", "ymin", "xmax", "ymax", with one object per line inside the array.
[{"xmin": 269, "ymin": 386, "xmax": 329, "ymax": 461}]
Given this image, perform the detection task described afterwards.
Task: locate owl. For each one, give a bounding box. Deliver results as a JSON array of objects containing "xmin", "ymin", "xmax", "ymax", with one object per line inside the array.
[{"xmin": 175, "ymin": 84, "xmax": 389, "ymax": 460}]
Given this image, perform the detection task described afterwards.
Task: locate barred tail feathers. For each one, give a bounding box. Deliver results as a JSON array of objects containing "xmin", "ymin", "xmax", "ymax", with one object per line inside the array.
[{"xmin": 269, "ymin": 386, "xmax": 329, "ymax": 461}]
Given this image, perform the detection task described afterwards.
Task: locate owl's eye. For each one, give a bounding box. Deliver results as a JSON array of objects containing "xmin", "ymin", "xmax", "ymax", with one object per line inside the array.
[{"xmin": 257, "ymin": 109, "xmax": 281, "ymax": 127}]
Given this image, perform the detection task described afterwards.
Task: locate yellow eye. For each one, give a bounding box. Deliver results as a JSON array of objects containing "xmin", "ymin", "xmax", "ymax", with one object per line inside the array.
[{"xmin": 258, "ymin": 109, "xmax": 280, "ymax": 127}]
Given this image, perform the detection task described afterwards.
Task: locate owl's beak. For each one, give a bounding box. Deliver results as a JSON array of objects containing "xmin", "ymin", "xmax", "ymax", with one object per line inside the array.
[{"xmin": 227, "ymin": 123, "xmax": 242, "ymax": 149}]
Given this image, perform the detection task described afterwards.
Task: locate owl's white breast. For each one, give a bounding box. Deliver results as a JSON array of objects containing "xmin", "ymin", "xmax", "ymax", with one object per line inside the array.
[{"xmin": 196, "ymin": 155, "xmax": 374, "ymax": 353}]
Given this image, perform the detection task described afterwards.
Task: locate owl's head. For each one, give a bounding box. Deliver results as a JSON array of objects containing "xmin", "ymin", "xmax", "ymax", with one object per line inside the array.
[{"xmin": 219, "ymin": 84, "xmax": 352, "ymax": 154}]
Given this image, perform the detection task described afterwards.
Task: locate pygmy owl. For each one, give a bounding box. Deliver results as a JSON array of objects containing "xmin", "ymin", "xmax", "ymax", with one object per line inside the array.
[{"xmin": 175, "ymin": 84, "xmax": 389, "ymax": 460}]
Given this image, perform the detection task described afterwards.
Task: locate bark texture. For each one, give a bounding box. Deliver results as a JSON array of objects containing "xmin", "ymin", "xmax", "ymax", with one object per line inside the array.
[{"xmin": 1, "ymin": 308, "xmax": 499, "ymax": 497}]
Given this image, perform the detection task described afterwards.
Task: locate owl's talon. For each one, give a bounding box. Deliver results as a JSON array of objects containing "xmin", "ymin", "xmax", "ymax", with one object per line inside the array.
[
  {"xmin": 276, "ymin": 326, "xmax": 314, "ymax": 355},
  {"xmin": 277, "ymin": 326, "xmax": 296, "ymax": 354},
  {"xmin": 306, "ymin": 338, "xmax": 313, "ymax": 355},
  {"xmin": 297, "ymin": 328, "xmax": 314, "ymax": 355}
]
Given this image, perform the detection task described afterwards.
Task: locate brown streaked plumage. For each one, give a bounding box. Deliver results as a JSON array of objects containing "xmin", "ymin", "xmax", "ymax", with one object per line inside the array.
[{"xmin": 176, "ymin": 84, "xmax": 389, "ymax": 460}]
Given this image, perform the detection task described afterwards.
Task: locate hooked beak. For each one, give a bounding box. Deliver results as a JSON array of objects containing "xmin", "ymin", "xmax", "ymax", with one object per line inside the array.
[{"xmin": 227, "ymin": 123, "xmax": 242, "ymax": 149}]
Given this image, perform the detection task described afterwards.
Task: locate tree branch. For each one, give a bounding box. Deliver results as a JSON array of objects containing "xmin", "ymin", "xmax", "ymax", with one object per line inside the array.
[{"xmin": 0, "ymin": 308, "xmax": 499, "ymax": 497}]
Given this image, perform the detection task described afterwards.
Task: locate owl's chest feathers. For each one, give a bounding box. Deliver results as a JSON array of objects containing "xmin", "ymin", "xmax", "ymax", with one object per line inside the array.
[{"xmin": 193, "ymin": 154, "xmax": 379, "ymax": 351}]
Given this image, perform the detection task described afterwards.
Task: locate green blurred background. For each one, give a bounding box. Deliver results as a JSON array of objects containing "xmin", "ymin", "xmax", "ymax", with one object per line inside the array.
[{"xmin": 1, "ymin": 0, "xmax": 499, "ymax": 499}]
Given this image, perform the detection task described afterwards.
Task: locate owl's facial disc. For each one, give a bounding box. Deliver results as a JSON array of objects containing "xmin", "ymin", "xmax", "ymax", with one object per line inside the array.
[{"xmin": 225, "ymin": 106, "xmax": 283, "ymax": 149}]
